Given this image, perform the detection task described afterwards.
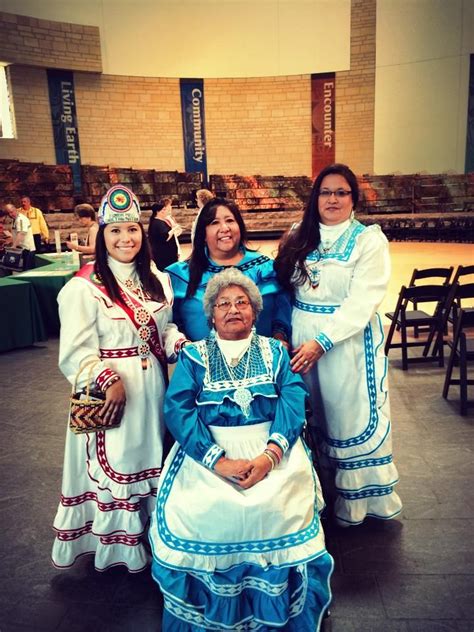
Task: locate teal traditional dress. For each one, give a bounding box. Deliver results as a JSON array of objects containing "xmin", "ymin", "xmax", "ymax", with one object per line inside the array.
[
  {"xmin": 149, "ymin": 333, "xmax": 333, "ymax": 631},
  {"xmin": 165, "ymin": 248, "xmax": 291, "ymax": 341}
]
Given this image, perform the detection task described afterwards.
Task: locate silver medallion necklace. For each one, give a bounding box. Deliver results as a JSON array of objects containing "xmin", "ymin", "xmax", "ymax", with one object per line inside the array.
[
  {"xmin": 220, "ymin": 342, "xmax": 253, "ymax": 418},
  {"xmin": 116, "ymin": 276, "xmax": 154, "ymax": 370}
]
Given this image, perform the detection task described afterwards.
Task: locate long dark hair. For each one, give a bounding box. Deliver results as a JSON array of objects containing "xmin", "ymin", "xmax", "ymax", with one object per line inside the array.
[
  {"xmin": 94, "ymin": 223, "xmax": 165, "ymax": 304},
  {"xmin": 187, "ymin": 198, "xmax": 247, "ymax": 298},
  {"xmin": 274, "ymin": 163, "xmax": 359, "ymax": 292}
]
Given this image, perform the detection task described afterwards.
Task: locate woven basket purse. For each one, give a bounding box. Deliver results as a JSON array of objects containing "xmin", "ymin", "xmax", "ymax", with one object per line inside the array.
[{"xmin": 69, "ymin": 359, "xmax": 121, "ymax": 434}]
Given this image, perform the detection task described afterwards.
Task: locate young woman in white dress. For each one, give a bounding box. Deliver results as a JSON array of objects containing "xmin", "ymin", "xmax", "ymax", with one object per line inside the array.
[{"xmin": 52, "ymin": 185, "xmax": 187, "ymax": 572}]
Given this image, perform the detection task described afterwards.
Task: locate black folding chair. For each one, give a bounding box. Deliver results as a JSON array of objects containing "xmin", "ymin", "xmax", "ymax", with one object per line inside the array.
[
  {"xmin": 451, "ymin": 264, "xmax": 474, "ymax": 285},
  {"xmin": 406, "ymin": 267, "xmax": 453, "ymax": 337},
  {"xmin": 448, "ymin": 265, "xmax": 474, "ymax": 332},
  {"xmin": 442, "ymin": 309, "xmax": 474, "ymax": 415},
  {"xmin": 428, "ymin": 283, "xmax": 474, "ymax": 357},
  {"xmin": 385, "ymin": 284, "xmax": 451, "ymax": 370}
]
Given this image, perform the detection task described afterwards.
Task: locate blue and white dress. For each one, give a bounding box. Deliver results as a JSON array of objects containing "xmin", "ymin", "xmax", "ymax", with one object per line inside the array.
[
  {"xmin": 166, "ymin": 248, "xmax": 291, "ymax": 341},
  {"xmin": 292, "ymin": 219, "xmax": 402, "ymax": 527},
  {"xmin": 149, "ymin": 333, "xmax": 333, "ymax": 631}
]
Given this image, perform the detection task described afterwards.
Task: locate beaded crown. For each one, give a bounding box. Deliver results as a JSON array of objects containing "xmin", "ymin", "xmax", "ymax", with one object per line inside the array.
[{"xmin": 98, "ymin": 185, "xmax": 141, "ymax": 226}]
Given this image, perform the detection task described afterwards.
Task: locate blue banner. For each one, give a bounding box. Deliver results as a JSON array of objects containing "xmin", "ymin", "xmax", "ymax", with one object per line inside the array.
[
  {"xmin": 180, "ymin": 78, "xmax": 208, "ymax": 184},
  {"xmin": 47, "ymin": 69, "xmax": 82, "ymax": 195}
]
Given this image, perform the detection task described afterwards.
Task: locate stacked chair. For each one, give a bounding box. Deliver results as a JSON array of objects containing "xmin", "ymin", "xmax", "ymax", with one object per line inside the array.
[
  {"xmin": 385, "ymin": 265, "xmax": 474, "ymax": 414},
  {"xmin": 405, "ymin": 267, "xmax": 453, "ymax": 337},
  {"xmin": 448, "ymin": 265, "xmax": 474, "ymax": 333},
  {"xmin": 384, "ymin": 283, "xmax": 452, "ymax": 370},
  {"xmin": 442, "ymin": 308, "xmax": 474, "ymax": 415}
]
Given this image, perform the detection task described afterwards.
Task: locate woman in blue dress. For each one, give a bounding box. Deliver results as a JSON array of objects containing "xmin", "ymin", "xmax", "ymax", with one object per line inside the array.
[
  {"xmin": 149, "ymin": 268, "xmax": 333, "ymax": 631},
  {"xmin": 165, "ymin": 197, "xmax": 290, "ymax": 343}
]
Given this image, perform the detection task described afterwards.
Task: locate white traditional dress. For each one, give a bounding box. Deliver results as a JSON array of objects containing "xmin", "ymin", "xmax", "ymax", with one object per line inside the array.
[
  {"xmin": 292, "ymin": 219, "xmax": 402, "ymax": 527},
  {"xmin": 149, "ymin": 333, "xmax": 333, "ymax": 630},
  {"xmin": 52, "ymin": 259, "xmax": 185, "ymax": 572}
]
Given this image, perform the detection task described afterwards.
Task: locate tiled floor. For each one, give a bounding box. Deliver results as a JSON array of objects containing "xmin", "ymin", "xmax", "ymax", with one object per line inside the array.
[{"xmin": 0, "ymin": 335, "xmax": 472, "ymax": 632}]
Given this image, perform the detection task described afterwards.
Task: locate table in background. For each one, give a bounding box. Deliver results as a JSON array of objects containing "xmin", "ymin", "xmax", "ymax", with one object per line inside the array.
[
  {"xmin": 0, "ymin": 277, "xmax": 47, "ymax": 352},
  {"xmin": 15, "ymin": 253, "xmax": 79, "ymax": 335}
]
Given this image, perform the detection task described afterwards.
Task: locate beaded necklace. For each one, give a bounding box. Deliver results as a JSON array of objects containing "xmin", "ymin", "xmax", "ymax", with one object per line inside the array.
[
  {"xmin": 219, "ymin": 343, "xmax": 253, "ymax": 418},
  {"xmin": 116, "ymin": 276, "xmax": 155, "ymax": 369},
  {"xmin": 305, "ymin": 219, "xmax": 352, "ymax": 289}
]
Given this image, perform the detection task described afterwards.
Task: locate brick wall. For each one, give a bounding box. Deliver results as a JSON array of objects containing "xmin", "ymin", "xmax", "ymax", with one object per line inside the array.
[
  {"xmin": 0, "ymin": 3, "xmax": 388, "ymax": 178},
  {"xmin": 74, "ymin": 73, "xmax": 184, "ymax": 170},
  {"xmin": 0, "ymin": 65, "xmax": 55, "ymax": 164},
  {"xmin": 0, "ymin": 11, "xmax": 101, "ymax": 73},
  {"xmin": 205, "ymin": 76, "xmax": 312, "ymax": 177},
  {"xmin": 335, "ymin": 0, "xmax": 376, "ymax": 173}
]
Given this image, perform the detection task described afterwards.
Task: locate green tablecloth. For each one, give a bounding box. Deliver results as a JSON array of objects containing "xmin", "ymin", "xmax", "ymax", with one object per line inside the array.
[
  {"xmin": 0, "ymin": 278, "xmax": 47, "ymax": 352},
  {"xmin": 34, "ymin": 253, "xmax": 80, "ymax": 271},
  {"xmin": 16, "ymin": 265, "xmax": 77, "ymax": 335}
]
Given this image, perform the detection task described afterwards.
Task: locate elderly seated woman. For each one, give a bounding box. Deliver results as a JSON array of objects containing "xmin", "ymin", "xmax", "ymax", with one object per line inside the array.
[{"xmin": 149, "ymin": 267, "xmax": 333, "ymax": 631}]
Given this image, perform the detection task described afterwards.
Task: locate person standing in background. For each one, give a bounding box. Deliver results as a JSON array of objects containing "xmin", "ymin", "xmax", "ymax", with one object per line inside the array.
[
  {"xmin": 19, "ymin": 196, "xmax": 49, "ymax": 253},
  {"xmin": 148, "ymin": 200, "xmax": 181, "ymax": 271},
  {"xmin": 5, "ymin": 202, "xmax": 36, "ymax": 269},
  {"xmin": 191, "ymin": 188, "xmax": 215, "ymax": 242},
  {"xmin": 161, "ymin": 197, "xmax": 182, "ymax": 260}
]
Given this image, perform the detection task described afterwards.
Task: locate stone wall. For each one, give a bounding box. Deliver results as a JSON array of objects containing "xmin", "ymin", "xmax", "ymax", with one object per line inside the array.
[
  {"xmin": 0, "ymin": 11, "xmax": 101, "ymax": 73},
  {"xmin": 0, "ymin": 66, "xmax": 56, "ymax": 164},
  {"xmin": 336, "ymin": 0, "xmax": 376, "ymax": 174},
  {"xmin": 205, "ymin": 76, "xmax": 311, "ymax": 177},
  {"xmin": 74, "ymin": 73, "xmax": 184, "ymax": 170},
  {"xmin": 0, "ymin": 1, "xmax": 377, "ymax": 176}
]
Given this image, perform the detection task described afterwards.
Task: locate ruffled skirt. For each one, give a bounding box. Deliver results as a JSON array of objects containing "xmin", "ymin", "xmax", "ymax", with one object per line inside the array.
[{"xmin": 149, "ymin": 422, "xmax": 333, "ymax": 630}]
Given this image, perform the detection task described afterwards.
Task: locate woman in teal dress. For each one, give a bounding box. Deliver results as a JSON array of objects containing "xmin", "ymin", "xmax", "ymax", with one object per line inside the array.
[
  {"xmin": 149, "ymin": 268, "xmax": 333, "ymax": 631},
  {"xmin": 166, "ymin": 197, "xmax": 290, "ymax": 343}
]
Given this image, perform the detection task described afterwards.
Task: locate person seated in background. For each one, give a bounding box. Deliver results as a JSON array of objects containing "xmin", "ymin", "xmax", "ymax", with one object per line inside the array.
[
  {"xmin": 148, "ymin": 199, "xmax": 182, "ymax": 270},
  {"xmin": 66, "ymin": 203, "xmax": 99, "ymax": 255},
  {"xmin": 191, "ymin": 188, "xmax": 215, "ymax": 241},
  {"xmin": 5, "ymin": 202, "xmax": 36, "ymax": 269},
  {"xmin": 149, "ymin": 268, "xmax": 333, "ymax": 631},
  {"xmin": 19, "ymin": 196, "xmax": 49, "ymax": 253}
]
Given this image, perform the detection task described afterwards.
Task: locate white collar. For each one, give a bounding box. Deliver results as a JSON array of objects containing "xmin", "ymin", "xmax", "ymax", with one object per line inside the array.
[
  {"xmin": 319, "ymin": 218, "xmax": 351, "ymax": 237},
  {"xmin": 215, "ymin": 332, "xmax": 253, "ymax": 366},
  {"xmin": 107, "ymin": 257, "xmax": 138, "ymax": 283}
]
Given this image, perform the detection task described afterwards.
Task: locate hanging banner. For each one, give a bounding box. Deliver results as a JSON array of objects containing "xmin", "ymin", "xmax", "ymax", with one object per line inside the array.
[
  {"xmin": 180, "ymin": 78, "xmax": 208, "ymax": 185},
  {"xmin": 465, "ymin": 54, "xmax": 474, "ymax": 173},
  {"xmin": 47, "ymin": 69, "xmax": 82, "ymax": 195},
  {"xmin": 311, "ymin": 72, "xmax": 336, "ymax": 179}
]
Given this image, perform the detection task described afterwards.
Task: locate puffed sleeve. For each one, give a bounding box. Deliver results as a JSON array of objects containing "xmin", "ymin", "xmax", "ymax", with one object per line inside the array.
[
  {"xmin": 164, "ymin": 261, "xmax": 189, "ymax": 334},
  {"xmin": 267, "ymin": 342, "xmax": 308, "ymax": 453},
  {"xmin": 58, "ymin": 279, "xmax": 120, "ymax": 392},
  {"xmin": 164, "ymin": 346, "xmax": 225, "ymax": 469},
  {"xmin": 153, "ymin": 265, "xmax": 188, "ymax": 361},
  {"xmin": 315, "ymin": 226, "xmax": 390, "ymax": 352},
  {"xmin": 246, "ymin": 253, "xmax": 292, "ymax": 338}
]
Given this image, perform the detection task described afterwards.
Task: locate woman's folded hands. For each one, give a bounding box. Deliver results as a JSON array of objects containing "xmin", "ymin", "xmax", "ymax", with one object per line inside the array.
[{"xmin": 214, "ymin": 454, "xmax": 274, "ymax": 490}]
